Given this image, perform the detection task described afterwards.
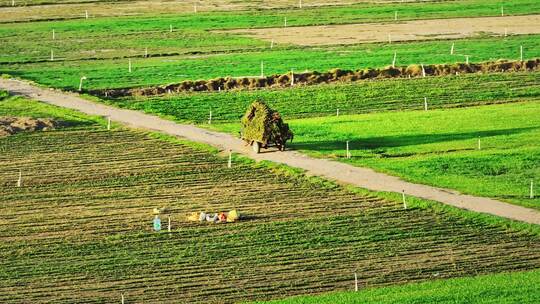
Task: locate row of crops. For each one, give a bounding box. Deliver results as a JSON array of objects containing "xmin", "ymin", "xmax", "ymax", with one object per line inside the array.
[
  {"xmin": 1, "ymin": 128, "xmax": 539, "ymax": 303},
  {"xmin": 3, "ymin": 0, "xmax": 539, "ymax": 23},
  {"xmin": 107, "ymin": 72, "xmax": 540, "ymax": 123}
]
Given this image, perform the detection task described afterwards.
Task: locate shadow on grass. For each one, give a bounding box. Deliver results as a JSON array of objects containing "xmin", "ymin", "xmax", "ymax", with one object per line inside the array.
[{"xmin": 290, "ymin": 127, "xmax": 539, "ymax": 151}]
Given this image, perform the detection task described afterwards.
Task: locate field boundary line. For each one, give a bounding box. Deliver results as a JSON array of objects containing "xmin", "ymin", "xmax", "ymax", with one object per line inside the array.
[{"xmin": 1, "ymin": 78, "xmax": 539, "ymax": 225}]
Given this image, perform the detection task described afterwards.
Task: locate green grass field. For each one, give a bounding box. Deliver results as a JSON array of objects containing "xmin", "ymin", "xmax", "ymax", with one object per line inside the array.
[
  {"xmin": 107, "ymin": 72, "xmax": 540, "ymax": 123},
  {"xmin": 1, "ymin": 0, "xmax": 540, "ymax": 302},
  {"xmin": 1, "ymin": 96, "xmax": 540, "ymax": 303},
  {"xmin": 1, "ymin": 0, "xmax": 539, "ymax": 90},
  {"xmin": 251, "ymin": 269, "xmax": 540, "ymax": 304},
  {"xmin": 212, "ymin": 101, "xmax": 540, "ymax": 210},
  {"xmin": 2, "ymin": 34, "xmax": 538, "ymax": 90}
]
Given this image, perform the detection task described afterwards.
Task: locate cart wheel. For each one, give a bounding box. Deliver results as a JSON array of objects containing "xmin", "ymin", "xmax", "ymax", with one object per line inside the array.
[{"xmin": 252, "ymin": 141, "xmax": 260, "ymax": 154}]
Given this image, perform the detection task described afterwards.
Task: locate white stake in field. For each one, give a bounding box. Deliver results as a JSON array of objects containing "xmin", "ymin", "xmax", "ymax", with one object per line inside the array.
[
  {"xmin": 346, "ymin": 141, "xmax": 351, "ymax": 159},
  {"xmin": 354, "ymin": 272, "xmax": 358, "ymax": 291},
  {"xmin": 424, "ymin": 97, "xmax": 428, "ymax": 111},
  {"xmin": 421, "ymin": 63, "xmax": 426, "ymax": 77},
  {"xmin": 228, "ymin": 149, "xmax": 232, "ymax": 168},
  {"xmin": 50, "ymin": 50, "xmax": 54, "ymax": 61},
  {"xmin": 530, "ymin": 180, "xmax": 535, "ymax": 199},
  {"xmin": 128, "ymin": 59, "xmax": 132, "ymax": 73},
  {"xmin": 52, "ymin": 29, "xmax": 55, "ymax": 40},
  {"xmin": 208, "ymin": 110, "xmax": 212, "ymax": 124},
  {"xmin": 85, "ymin": 10, "xmax": 88, "ymax": 19},
  {"xmin": 520, "ymin": 45, "xmax": 524, "ymax": 61},
  {"xmin": 402, "ymin": 190, "xmax": 407, "ymax": 209},
  {"xmin": 450, "ymin": 43, "xmax": 455, "ymax": 55},
  {"xmin": 79, "ymin": 76, "xmax": 87, "ymax": 91},
  {"xmin": 260, "ymin": 61, "xmax": 264, "ymax": 78},
  {"xmin": 17, "ymin": 169, "xmax": 22, "ymax": 187},
  {"xmin": 392, "ymin": 51, "xmax": 397, "ymax": 68},
  {"xmin": 107, "ymin": 116, "xmax": 111, "ymax": 130}
]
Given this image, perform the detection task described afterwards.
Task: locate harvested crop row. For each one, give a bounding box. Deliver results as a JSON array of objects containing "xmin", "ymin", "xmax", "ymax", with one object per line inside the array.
[{"xmin": 95, "ymin": 59, "xmax": 540, "ymax": 98}]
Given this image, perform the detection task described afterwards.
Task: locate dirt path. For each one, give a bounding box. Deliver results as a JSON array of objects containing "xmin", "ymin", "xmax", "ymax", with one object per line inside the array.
[
  {"xmin": 223, "ymin": 15, "xmax": 540, "ymax": 46},
  {"xmin": 1, "ymin": 78, "xmax": 539, "ymax": 225}
]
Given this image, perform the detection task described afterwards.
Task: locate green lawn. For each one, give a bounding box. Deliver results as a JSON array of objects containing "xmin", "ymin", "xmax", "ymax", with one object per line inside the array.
[
  {"xmin": 212, "ymin": 101, "xmax": 540, "ymax": 210},
  {"xmin": 250, "ymin": 269, "xmax": 540, "ymax": 304}
]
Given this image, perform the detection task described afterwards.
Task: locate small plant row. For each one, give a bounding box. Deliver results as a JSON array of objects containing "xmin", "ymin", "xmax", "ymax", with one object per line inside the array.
[{"xmin": 93, "ymin": 59, "xmax": 540, "ymax": 98}]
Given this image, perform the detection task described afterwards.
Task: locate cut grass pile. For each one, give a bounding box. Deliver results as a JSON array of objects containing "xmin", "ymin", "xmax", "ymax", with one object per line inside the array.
[
  {"xmin": 249, "ymin": 269, "xmax": 540, "ymax": 304},
  {"xmin": 2, "ymin": 34, "xmax": 538, "ymax": 90},
  {"xmin": 94, "ymin": 59, "xmax": 539, "ymax": 97},
  {"xmin": 213, "ymin": 101, "xmax": 540, "ymax": 210},
  {"xmin": 107, "ymin": 72, "xmax": 540, "ymax": 123},
  {"xmin": 1, "ymin": 98, "xmax": 539, "ymax": 303}
]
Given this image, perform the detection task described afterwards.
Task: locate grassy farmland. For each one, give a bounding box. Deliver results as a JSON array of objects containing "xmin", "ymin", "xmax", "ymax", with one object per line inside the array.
[
  {"xmin": 1, "ymin": 0, "xmax": 540, "ymax": 301},
  {"xmin": 107, "ymin": 72, "xmax": 540, "ymax": 123},
  {"xmin": 1, "ymin": 0, "xmax": 539, "ymax": 90},
  {"xmin": 3, "ymin": 0, "xmax": 540, "ymax": 23},
  {"xmin": 253, "ymin": 269, "xmax": 540, "ymax": 304},
  {"xmin": 212, "ymin": 101, "xmax": 540, "ymax": 210},
  {"xmin": 1, "ymin": 97, "xmax": 540, "ymax": 302},
  {"xmin": 2, "ymin": 34, "xmax": 538, "ymax": 91}
]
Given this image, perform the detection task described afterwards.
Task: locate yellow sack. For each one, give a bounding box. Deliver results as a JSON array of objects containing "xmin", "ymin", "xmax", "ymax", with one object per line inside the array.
[
  {"xmin": 187, "ymin": 212, "xmax": 200, "ymax": 222},
  {"xmin": 227, "ymin": 209, "xmax": 240, "ymax": 222}
]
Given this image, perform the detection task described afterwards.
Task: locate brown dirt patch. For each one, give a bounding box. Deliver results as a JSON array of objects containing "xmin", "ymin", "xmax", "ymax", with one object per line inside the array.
[
  {"xmin": 0, "ymin": 117, "xmax": 59, "ymax": 137},
  {"xmin": 223, "ymin": 15, "xmax": 540, "ymax": 46}
]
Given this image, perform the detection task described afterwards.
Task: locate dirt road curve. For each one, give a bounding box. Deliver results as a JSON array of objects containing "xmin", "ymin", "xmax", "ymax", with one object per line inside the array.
[
  {"xmin": 225, "ymin": 15, "xmax": 540, "ymax": 46},
  {"xmin": 2, "ymin": 78, "xmax": 539, "ymax": 225}
]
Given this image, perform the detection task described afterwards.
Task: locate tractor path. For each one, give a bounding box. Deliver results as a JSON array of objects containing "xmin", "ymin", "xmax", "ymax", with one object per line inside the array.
[{"xmin": 2, "ymin": 78, "xmax": 539, "ymax": 225}]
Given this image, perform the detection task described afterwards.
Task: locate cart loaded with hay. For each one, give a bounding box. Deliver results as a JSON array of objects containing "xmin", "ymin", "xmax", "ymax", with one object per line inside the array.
[{"xmin": 241, "ymin": 101, "xmax": 293, "ymax": 153}]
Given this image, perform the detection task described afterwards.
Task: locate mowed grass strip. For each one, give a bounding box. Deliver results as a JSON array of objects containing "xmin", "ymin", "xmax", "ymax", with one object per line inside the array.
[
  {"xmin": 0, "ymin": 98, "xmax": 539, "ymax": 303},
  {"xmin": 214, "ymin": 101, "xmax": 540, "ymax": 210},
  {"xmin": 2, "ymin": 34, "xmax": 538, "ymax": 90},
  {"xmin": 249, "ymin": 269, "xmax": 540, "ymax": 304}
]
